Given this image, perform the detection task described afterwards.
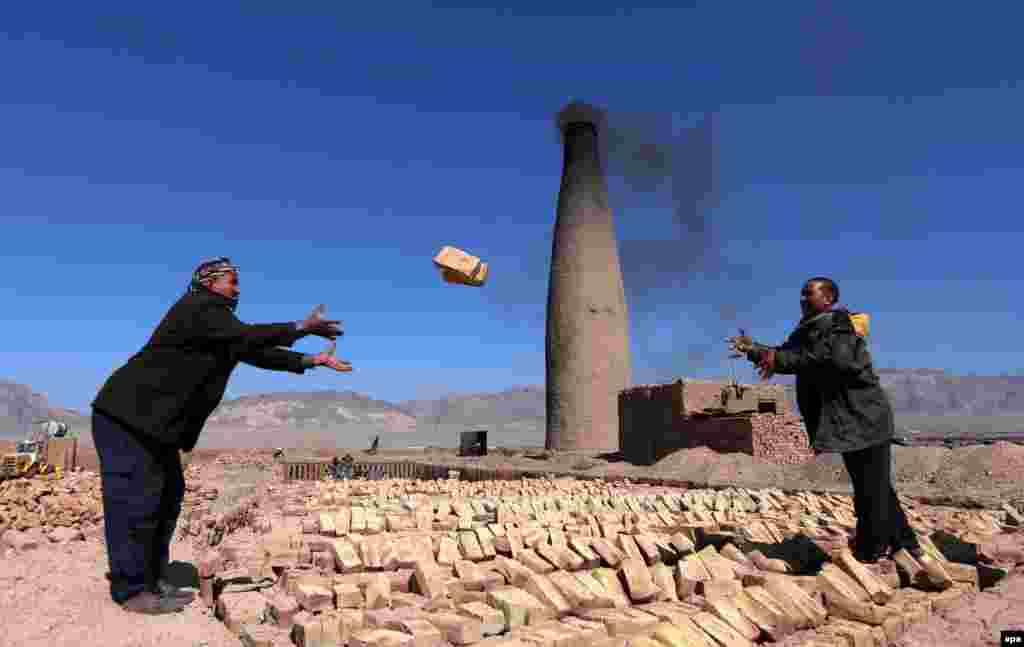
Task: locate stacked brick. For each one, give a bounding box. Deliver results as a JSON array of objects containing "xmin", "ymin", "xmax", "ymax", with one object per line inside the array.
[
  {"xmin": 0, "ymin": 470, "xmax": 103, "ymax": 533},
  {"xmin": 193, "ymin": 474, "xmax": 1020, "ymax": 647},
  {"xmin": 749, "ymin": 414, "xmax": 812, "ymax": 466},
  {"xmin": 619, "ymin": 379, "xmax": 812, "ymax": 466}
]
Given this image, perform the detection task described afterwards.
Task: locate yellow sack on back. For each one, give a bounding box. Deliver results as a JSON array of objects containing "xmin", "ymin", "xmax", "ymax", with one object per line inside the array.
[{"xmin": 850, "ymin": 312, "xmax": 870, "ymax": 338}]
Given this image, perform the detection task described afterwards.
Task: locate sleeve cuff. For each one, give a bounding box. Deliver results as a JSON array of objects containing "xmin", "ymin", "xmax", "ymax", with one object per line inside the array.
[{"xmin": 301, "ymin": 354, "xmax": 317, "ymax": 368}]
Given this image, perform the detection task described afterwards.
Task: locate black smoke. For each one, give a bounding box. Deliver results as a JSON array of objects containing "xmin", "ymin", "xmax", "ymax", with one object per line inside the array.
[{"xmin": 600, "ymin": 108, "xmax": 755, "ymax": 381}]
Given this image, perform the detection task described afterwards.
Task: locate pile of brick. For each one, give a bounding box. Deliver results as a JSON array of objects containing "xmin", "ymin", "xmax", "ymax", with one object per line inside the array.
[
  {"xmin": 0, "ymin": 470, "xmax": 103, "ymax": 534},
  {"xmin": 215, "ymin": 449, "xmax": 278, "ymax": 468},
  {"xmin": 194, "ymin": 475, "xmax": 1022, "ymax": 647},
  {"xmin": 181, "ymin": 494, "xmax": 264, "ymax": 549}
]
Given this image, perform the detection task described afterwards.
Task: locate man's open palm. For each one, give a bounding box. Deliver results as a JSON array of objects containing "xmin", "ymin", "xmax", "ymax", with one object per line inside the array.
[{"xmin": 314, "ymin": 353, "xmax": 352, "ymax": 372}]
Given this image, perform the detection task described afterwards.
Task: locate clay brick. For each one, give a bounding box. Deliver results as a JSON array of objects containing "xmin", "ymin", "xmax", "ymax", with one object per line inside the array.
[
  {"xmin": 428, "ymin": 612, "xmax": 484, "ymax": 645},
  {"xmin": 763, "ymin": 574, "xmax": 827, "ymax": 627},
  {"xmin": 700, "ymin": 578, "xmax": 743, "ymax": 602},
  {"xmin": 581, "ymin": 570, "xmax": 629, "ymax": 608},
  {"xmin": 340, "ymin": 608, "xmax": 368, "ymax": 643},
  {"xmin": 524, "ymin": 573, "xmax": 572, "ymax": 616},
  {"xmin": 536, "ymin": 543, "xmax": 573, "ymax": 571},
  {"xmin": 650, "ymin": 620, "xmax": 717, "ymax": 647},
  {"xmin": 691, "ymin": 611, "xmax": 754, "ymax": 647},
  {"xmin": 217, "ymin": 591, "xmax": 269, "ymax": 635},
  {"xmin": 818, "ymin": 563, "xmax": 871, "ymax": 604},
  {"xmin": 703, "ymin": 597, "xmax": 759, "ymax": 642},
  {"xmin": 487, "ymin": 587, "xmax": 553, "ymax": 629},
  {"xmin": 590, "ymin": 539, "xmax": 625, "ymax": 568},
  {"xmin": 675, "ymin": 555, "xmax": 710, "ymax": 598},
  {"xmin": 620, "ymin": 558, "xmax": 658, "ymax": 603},
  {"xmin": 632, "ymin": 535, "xmax": 662, "ymax": 564},
  {"xmin": 732, "ymin": 590, "xmax": 793, "ymax": 642},
  {"xmin": 461, "ymin": 531, "xmax": 486, "ymax": 562},
  {"xmin": 599, "ymin": 608, "xmax": 660, "ymax": 637},
  {"xmin": 558, "ymin": 569, "xmax": 612, "ymax": 609},
  {"xmin": 818, "ymin": 619, "xmax": 876, "ymax": 647},
  {"xmin": 476, "ymin": 527, "xmax": 498, "ymax": 558},
  {"xmin": 833, "ymin": 549, "xmax": 893, "ymax": 604},
  {"xmin": 493, "ymin": 556, "xmax": 535, "ymax": 587},
  {"xmin": 350, "ymin": 628, "xmax": 416, "ymax": 647},
  {"xmin": 266, "ymin": 592, "xmax": 301, "ymax": 629},
  {"xmin": 519, "ymin": 549, "xmax": 557, "ymax": 574},
  {"xmin": 295, "ymin": 583, "xmax": 334, "ymax": 613},
  {"xmin": 561, "ymin": 616, "xmax": 610, "ymax": 645},
  {"xmin": 745, "ymin": 584, "xmax": 813, "ymax": 630},
  {"xmin": 436, "ymin": 536, "xmax": 461, "ymax": 566},
  {"xmin": 239, "ymin": 623, "xmax": 288, "ymax": 647},
  {"xmin": 822, "ymin": 592, "xmax": 897, "ymax": 627},
  {"xmin": 292, "ymin": 613, "xmax": 324, "ymax": 647},
  {"xmin": 331, "ymin": 583, "xmax": 362, "ymax": 609},
  {"xmin": 335, "ymin": 509, "xmax": 351, "ymax": 535},
  {"xmin": 330, "ymin": 538, "xmax": 364, "ymax": 573},
  {"xmin": 366, "ymin": 573, "xmax": 393, "ymax": 609},
  {"xmin": 570, "ymin": 538, "xmax": 601, "ymax": 569},
  {"xmin": 198, "ymin": 550, "xmax": 224, "ymax": 578},
  {"xmin": 414, "ymin": 561, "xmax": 448, "ymax": 600},
  {"xmin": 459, "ymin": 601, "xmax": 506, "ymax": 636},
  {"xmin": 617, "ymin": 535, "xmax": 645, "ymax": 563},
  {"xmin": 319, "ymin": 512, "xmax": 337, "ymax": 536}
]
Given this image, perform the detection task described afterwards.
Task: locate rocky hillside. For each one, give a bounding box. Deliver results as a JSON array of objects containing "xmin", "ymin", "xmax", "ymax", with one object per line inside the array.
[
  {"xmin": 877, "ymin": 368, "xmax": 1024, "ymax": 416},
  {"xmin": 396, "ymin": 386, "xmax": 545, "ymax": 425},
  {"xmin": 207, "ymin": 390, "xmax": 418, "ymax": 432}
]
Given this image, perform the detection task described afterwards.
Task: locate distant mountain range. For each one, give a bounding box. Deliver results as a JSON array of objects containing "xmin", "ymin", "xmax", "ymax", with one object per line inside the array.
[{"xmin": 2, "ymin": 369, "xmax": 1023, "ymax": 447}]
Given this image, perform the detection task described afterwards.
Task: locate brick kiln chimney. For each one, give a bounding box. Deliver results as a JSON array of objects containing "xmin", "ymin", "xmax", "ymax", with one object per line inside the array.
[{"xmin": 545, "ymin": 102, "xmax": 632, "ymax": 451}]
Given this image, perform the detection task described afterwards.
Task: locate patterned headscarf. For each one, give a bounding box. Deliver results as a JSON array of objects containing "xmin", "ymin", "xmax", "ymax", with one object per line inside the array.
[{"xmin": 188, "ymin": 257, "xmax": 240, "ymax": 299}]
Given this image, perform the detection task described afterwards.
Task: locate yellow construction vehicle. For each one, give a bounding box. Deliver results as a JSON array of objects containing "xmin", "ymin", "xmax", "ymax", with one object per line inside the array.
[{"xmin": 0, "ymin": 420, "xmax": 78, "ymax": 481}]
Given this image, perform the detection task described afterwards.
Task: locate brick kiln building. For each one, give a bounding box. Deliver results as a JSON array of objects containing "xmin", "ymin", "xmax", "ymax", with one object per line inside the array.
[{"xmin": 618, "ymin": 378, "xmax": 813, "ymax": 466}]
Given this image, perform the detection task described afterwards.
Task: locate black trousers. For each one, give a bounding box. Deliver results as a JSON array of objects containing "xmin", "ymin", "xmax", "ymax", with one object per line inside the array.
[
  {"xmin": 841, "ymin": 440, "xmax": 920, "ymax": 556},
  {"xmin": 91, "ymin": 409, "xmax": 185, "ymax": 602}
]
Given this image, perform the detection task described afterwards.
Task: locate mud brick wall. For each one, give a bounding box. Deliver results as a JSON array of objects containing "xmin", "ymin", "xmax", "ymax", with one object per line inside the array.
[
  {"xmin": 619, "ymin": 380, "xmax": 811, "ymax": 466},
  {"xmin": 675, "ymin": 417, "xmax": 756, "ymax": 454}
]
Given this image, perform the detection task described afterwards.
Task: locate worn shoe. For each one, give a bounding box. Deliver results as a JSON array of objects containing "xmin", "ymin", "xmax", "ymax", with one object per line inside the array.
[
  {"xmin": 120, "ymin": 591, "xmax": 187, "ymax": 615},
  {"xmin": 153, "ymin": 579, "xmax": 197, "ymax": 602},
  {"xmin": 853, "ymin": 545, "xmax": 887, "ymax": 564}
]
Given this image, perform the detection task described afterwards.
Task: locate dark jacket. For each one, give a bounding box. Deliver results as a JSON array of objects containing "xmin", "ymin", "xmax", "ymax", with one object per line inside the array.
[
  {"xmin": 766, "ymin": 308, "xmax": 894, "ymax": 453},
  {"xmin": 92, "ymin": 286, "xmax": 308, "ymax": 452}
]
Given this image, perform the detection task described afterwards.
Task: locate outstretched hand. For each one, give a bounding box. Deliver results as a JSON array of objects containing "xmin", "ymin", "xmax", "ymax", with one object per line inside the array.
[
  {"xmin": 311, "ymin": 352, "xmax": 353, "ymax": 372},
  {"xmin": 300, "ymin": 305, "xmax": 343, "ymax": 340}
]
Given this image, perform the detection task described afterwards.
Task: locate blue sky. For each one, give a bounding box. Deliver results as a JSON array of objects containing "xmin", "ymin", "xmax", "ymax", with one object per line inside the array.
[{"xmin": 2, "ymin": 3, "xmax": 1023, "ymax": 412}]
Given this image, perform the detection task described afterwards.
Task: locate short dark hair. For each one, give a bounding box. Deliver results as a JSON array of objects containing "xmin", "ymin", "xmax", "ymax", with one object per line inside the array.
[{"xmin": 807, "ymin": 276, "xmax": 839, "ymax": 302}]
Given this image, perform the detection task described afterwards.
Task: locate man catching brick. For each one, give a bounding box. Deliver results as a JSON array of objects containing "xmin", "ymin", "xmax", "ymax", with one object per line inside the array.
[
  {"xmin": 91, "ymin": 257, "xmax": 353, "ymax": 614},
  {"xmin": 727, "ymin": 276, "xmax": 923, "ymax": 563}
]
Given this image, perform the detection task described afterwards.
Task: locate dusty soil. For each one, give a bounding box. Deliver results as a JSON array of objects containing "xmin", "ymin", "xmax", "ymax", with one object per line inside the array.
[{"xmin": 0, "ymin": 528, "xmax": 243, "ymax": 647}]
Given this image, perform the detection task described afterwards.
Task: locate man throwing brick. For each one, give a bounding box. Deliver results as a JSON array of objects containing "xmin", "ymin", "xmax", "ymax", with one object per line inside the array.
[
  {"xmin": 91, "ymin": 257, "xmax": 352, "ymax": 614},
  {"xmin": 728, "ymin": 276, "xmax": 923, "ymax": 564}
]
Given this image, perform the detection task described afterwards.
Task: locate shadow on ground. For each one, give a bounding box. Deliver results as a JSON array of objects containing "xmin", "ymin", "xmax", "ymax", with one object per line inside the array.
[{"xmin": 165, "ymin": 560, "xmax": 200, "ymax": 589}]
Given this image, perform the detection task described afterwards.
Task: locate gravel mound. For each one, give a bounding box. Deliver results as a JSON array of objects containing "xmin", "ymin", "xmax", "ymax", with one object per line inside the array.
[
  {"xmin": 932, "ymin": 442, "xmax": 1024, "ymax": 491},
  {"xmin": 893, "ymin": 445, "xmax": 949, "ymax": 484}
]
